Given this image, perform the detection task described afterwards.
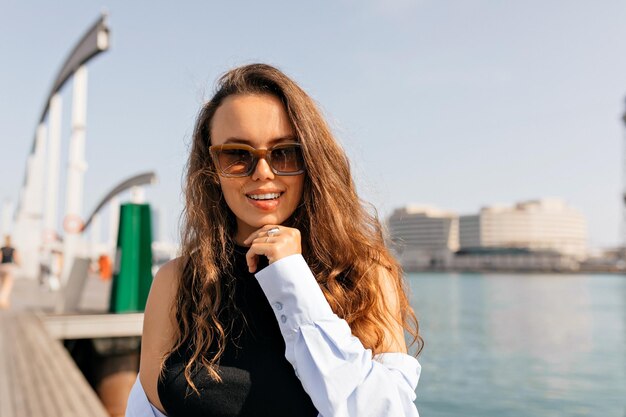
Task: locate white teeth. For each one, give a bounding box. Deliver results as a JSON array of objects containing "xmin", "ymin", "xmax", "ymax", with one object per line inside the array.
[{"xmin": 247, "ymin": 193, "xmax": 281, "ymax": 200}]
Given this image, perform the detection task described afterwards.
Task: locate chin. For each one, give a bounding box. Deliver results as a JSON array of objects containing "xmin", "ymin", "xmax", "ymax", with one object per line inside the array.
[{"xmin": 251, "ymin": 215, "xmax": 285, "ymax": 227}]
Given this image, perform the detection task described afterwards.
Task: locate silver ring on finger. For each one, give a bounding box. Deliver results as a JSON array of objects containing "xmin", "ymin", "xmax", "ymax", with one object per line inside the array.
[{"xmin": 267, "ymin": 227, "xmax": 280, "ymax": 237}]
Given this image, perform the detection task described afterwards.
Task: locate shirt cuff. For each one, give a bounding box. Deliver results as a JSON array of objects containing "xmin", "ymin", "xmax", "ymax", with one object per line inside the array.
[{"xmin": 255, "ymin": 254, "xmax": 334, "ymax": 334}]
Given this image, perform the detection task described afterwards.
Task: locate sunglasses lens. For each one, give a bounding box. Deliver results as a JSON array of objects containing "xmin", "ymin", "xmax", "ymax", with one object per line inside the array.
[
  {"xmin": 271, "ymin": 145, "xmax": 304, "ymax": 174},
  {"xmin": 212, "ymin": 143, "xmax": 305, "ymax": 177},
  {"xmin": 217, "ymin": 148, "xmax": 254, "ymax": 176}
]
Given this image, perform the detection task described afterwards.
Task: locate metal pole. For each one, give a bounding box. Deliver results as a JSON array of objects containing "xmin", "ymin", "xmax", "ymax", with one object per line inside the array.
[
  {"xmin": 62, "ymin": 65, "xmax": 89, "ymax": 283},
  {"xmin": 32, "ymin": 124, "xmax": 48, "ymax": 217},
  {"xmin": 11, "ymin": 125, "xmax": 48, "ymax": 280},
  {"xmin": 622, "ymin": 103, "xmax": 626, "ymax": 250},
  {"xmin": 91, "ymin": 213, "xmax": 101, "ymax": 257},
  {"xmin": 23, "ymin": 124, "xmax": 47, "ymax": 219},
  {"xmin": 21, "ymin": 124, "xmax": 48, "ymax": 278},
  {"xmin": 45, "ymin": 94, "xmax": 63, "ymax": 239},
  {"xmin": 20, "ymin": 126, "xmax": 46, "ymax": 222},
  {"xmin": 109, "ymin": 196, "xmax": 120, "ymax": 257}
]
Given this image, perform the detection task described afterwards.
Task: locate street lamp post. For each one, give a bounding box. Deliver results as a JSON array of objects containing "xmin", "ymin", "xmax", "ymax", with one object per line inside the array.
[{"xmin": 622, "ymin": 101, "xmax": 626, "ymax": 252}]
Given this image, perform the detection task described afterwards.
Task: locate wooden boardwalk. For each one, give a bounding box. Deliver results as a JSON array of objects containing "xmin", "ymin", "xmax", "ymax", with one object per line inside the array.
[
  {"xmin": 0, "ymin": 274, "xmax": 144, "ymax": 417},
  {"xmin": 0, "ymin": 311, "xmax": 109, "ymax": 417}
]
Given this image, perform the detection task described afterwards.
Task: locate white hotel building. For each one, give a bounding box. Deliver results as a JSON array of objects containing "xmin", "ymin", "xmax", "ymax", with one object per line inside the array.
[
  {"xmin": 387, "ymin": 205, "xmax": 459, "ymax": 269},
  {"xmin": 459, "ymin": 199, "xmax": 587, "ymax": 257},
  {"xmin": 388, "ymin": 198, "xmax": 588, "ymax": 271}
]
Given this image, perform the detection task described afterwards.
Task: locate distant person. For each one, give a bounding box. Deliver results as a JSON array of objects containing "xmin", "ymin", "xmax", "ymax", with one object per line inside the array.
[
  {"xmin": 126, "ymin": 64, "xmax": 423, "ymax": 416},
  {"xmin": 46, "ymin": 248, "xmax": 63, "ymax": 291},
  {"xmin": 0, "ymin": 235, "xmax": 20, "ymax": 310},
  {"xmin": 98, "ymin": 253, "xmax": 112, "ymax": 281},
  {"xmin": 38, "ymin": 251, "xmax": 51, "ymax": 288}
]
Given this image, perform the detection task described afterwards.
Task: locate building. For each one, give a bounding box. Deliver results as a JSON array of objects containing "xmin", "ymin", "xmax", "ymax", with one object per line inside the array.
[
  {"xmin": 387, "ymin": 205, "xmax": 459, "ymax": 270},
  {"xmin": 389, "ymin": 198, "xmax": 588, "ymax": 272},
  {"xmin": 459, "ymin": 198, "xmax": 587, "ymax": 257},
  {"xmin": 455, "ymin": 198, "xmax": 587, "ymax": 271}
]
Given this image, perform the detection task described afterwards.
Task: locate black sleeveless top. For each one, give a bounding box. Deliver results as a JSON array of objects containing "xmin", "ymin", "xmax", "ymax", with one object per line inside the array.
[
  {"xmin": 1, "ymin": 247, "xmax": 14, "ymax": 264},
  {"xmin": 158, "ymin": 247, "xmax": 318, "ymax": 417}
]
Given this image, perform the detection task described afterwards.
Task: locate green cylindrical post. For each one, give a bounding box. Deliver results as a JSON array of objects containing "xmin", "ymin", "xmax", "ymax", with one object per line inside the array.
[{"xmin": 109, "ymin": 203, "xmax": 153, "ymax": 313}]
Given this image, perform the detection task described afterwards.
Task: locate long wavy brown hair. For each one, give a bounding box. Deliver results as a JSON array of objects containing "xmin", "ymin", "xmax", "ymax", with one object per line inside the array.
[{"xmin": 170, "ymin": 63, "xmax": 423, "ymax": 391}]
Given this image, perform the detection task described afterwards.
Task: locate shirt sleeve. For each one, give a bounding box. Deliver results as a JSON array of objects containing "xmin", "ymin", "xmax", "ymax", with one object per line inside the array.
[
  {"xmin": 255, "ymin": 254, "xmax": 421, "ymax": 417},
  {"xmin": 125, "ymin": 375, "xmax": 168, "ymax": 417}
]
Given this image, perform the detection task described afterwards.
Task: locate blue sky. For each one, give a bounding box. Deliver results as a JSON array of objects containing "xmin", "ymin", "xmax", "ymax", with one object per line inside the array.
[{"xmin": 1, "ymin": 1, "xmax": 626, "ymax": 247}]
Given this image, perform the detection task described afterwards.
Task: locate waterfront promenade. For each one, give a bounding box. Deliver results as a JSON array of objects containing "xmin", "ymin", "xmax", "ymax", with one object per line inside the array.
[
  {"xmin": 0, "ymin": 271, "xmax": 127, "ymax": 417},
  {"xmin": 7, "ymin": 270, "xmax": 111, "ymax": 313}
]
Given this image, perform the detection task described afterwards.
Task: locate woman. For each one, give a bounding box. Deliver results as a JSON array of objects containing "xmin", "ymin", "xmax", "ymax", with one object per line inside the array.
[
  {"xmin": 126, "ymin": 64, "xmax": 423, "ymax": 417},
  {"xmin": 0, "ymin": 235, "xmax": 19, "ymax": 310}
]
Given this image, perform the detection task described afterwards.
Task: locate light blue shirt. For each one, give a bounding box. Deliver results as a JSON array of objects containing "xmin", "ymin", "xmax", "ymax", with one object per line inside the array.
[{"xmin": 126, "ymin": 254, "xmax": 421, "ymax": 417}]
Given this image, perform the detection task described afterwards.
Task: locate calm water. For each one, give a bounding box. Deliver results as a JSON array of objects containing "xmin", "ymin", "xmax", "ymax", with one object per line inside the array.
[{"xmin": 407, "ymin": 273, "xmax": 626, "ymax": 417}]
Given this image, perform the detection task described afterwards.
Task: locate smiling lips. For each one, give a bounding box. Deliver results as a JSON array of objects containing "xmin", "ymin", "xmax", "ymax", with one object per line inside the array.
[
  {"xmin": 245, "ymin": 191, "xmax": 284, "ymax": 210},
  {"xmin": 247, "ymin": 192, "xmax": 282, "ymax": 200}
]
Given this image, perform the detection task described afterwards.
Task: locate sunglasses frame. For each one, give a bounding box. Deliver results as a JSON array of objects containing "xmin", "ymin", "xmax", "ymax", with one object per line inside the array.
[{"xmin": 209, "ymin": 142, "xmax": 306, "ymax": 177}]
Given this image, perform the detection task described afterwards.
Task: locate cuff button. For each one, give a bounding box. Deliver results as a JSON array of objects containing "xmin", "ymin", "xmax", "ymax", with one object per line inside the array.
[{"xmin": 280, "ymin": 314, "xmax": 287, "ymax": 323}]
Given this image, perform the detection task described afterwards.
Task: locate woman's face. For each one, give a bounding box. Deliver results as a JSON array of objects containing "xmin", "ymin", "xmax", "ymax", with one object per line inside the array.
[{"xmin": 210, "ymin": 94, "xmax": 305, "ymax": 244}]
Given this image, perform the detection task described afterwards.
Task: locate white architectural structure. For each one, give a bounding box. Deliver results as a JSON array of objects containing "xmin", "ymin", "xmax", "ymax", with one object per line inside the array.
[
  {"xmin": 12, "ymin": 15, "xmax": 109, "ymax": 280},
  {"xmin": 459, "ymin": 198, "xmax": 587, "ymax": 259},
  {"xmin": 387, "ymin": 205, "xmax": 459, "ymax": 270}
]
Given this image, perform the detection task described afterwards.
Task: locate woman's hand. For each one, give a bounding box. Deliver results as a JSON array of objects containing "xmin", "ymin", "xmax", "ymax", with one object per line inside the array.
[{"xmin": 243, "ymin": 225, "xmax": 302, "ymax": 273}]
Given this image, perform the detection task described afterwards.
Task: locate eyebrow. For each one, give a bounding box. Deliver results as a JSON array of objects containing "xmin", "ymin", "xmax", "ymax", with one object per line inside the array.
[{"xmin": 223, "ymin": 135, "xmax": 297, "ymax": 145}]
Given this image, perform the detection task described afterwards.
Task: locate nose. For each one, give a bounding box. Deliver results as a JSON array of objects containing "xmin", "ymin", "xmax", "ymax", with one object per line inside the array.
[{"xmin": 251, "ymin": 156, "xmax": 275, "ymax": 181}]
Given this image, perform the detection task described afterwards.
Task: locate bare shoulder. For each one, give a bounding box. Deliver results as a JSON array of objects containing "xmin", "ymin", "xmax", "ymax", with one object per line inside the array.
[
  {"xmin": 139, "ymin": 257, "xmax": 184, "ymax": 412},
  {"xmin": 144, "ymin": 257, "xmax": 182, "ymax": 318},
  {"xmin": 152, "ymin": 257, "xmax": 183, "ymax": 293}
]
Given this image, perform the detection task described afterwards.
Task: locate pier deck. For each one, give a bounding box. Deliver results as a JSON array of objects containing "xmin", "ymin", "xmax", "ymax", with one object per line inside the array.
[
  {"xmin": 1, "ymin": 274, "xmax": 144, "ymax": 417},
  {"xmin": 0, "ymin": 311, "xmax": 109, "ymax": 417}
]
